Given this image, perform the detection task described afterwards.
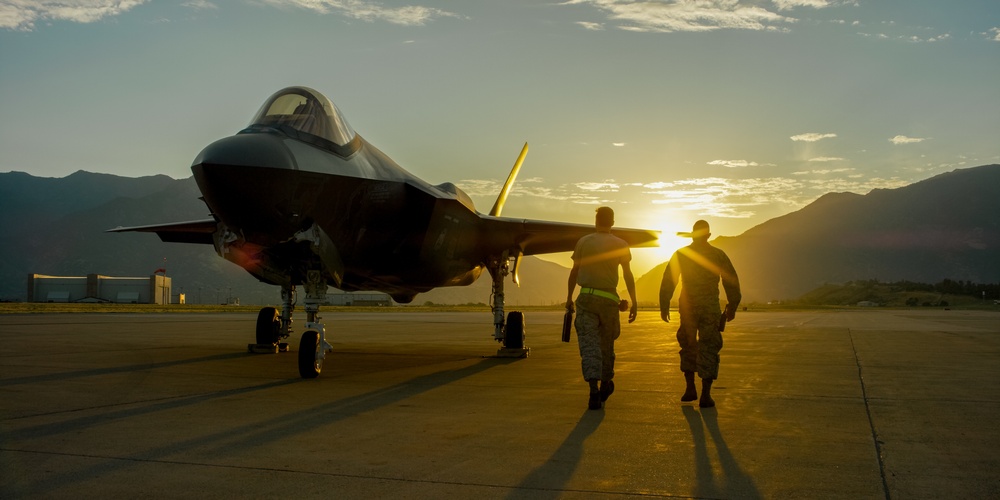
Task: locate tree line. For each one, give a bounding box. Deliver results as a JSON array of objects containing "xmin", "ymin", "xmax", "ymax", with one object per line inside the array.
[{"xmin": 845, "ymin": 279, "xmax": 999, "ymax": 299}]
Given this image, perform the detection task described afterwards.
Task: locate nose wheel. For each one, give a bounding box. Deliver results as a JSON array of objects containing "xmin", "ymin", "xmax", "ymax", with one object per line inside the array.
[
  {"xmin": 249, "ymin": 306, "xmax": 290, "ymax": 353},
  {"xmin": 296, "ymin": 275, "xmax": 332, "ymax": 379}
]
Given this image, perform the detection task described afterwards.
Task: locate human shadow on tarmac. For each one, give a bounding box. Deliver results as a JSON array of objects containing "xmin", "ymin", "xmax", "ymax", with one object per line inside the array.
[
  {"xmin": 7, "ymin": 356, "xmax": 516, "ymax": 497},
  {"xmin": 505, "ymin": 410, "xmax": 604, "ymax": 499},
  {"xmin": 682, "ymin": 405, "xmax": 762, "ymax": 499}
]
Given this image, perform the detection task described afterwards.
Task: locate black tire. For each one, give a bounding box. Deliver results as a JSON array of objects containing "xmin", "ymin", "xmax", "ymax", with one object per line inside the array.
[
  {"xmin": 256, "ymin": 307, "xmax": 280, "ymax": 345},
  {"xmin": 298, "ymin": 330, "xmax": 322, "ymax": 379},
  {"xmin": 504, "ymin": 311, "xmax": 525, "ymax": 349}
]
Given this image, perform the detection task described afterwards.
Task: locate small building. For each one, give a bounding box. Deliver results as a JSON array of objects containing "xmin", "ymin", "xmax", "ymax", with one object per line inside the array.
[
  {"xmin": 326, "ymin": 291, "xmax": 392, "ymax": 306},
  {"xmin": 27, "ymin": 274, "xmax": 172, "ymax": 304},
  {"xmin": 857, "ymin": 300, "xmax": 879, "ymax": 307}
]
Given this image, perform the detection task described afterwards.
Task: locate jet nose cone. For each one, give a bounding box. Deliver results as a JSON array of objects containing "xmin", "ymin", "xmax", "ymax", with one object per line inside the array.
[{"xmin": 192, "ymin": 133, "xmax": 296, "ymax": 171}]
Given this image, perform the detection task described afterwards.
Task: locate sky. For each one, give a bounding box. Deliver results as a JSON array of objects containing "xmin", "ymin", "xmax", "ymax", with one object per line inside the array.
[{"xmin": 2, "ymin": 0, "xmax": 999, "ymax": 274}]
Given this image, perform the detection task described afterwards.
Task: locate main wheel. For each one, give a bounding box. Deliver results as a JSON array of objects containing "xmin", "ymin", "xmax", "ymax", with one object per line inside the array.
[
  {"xmin": 255, "ymin": 307, "xmax": 280, "ymax": 345},
  {"xmin": 504, "ymin": 311, "xmax": 525, "ymax": 349},
  {"xmin": 298, "ymin": 330, "xmax": 322, "ymax": 379}
]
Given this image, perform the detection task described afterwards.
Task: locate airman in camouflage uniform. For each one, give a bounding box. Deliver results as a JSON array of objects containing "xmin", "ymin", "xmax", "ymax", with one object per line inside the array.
[
  {"xmin": 567, "ymin": 207, "xmax": 638, "ymax": 410},
  {"xmin": 660, "ymin": 220, "xmax": 741, "ymax": 408}
]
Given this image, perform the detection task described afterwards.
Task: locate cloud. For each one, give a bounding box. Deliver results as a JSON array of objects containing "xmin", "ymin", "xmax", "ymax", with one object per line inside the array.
[
  {"xmin": 182, "ymin": 0, "xmax": 218, "ymax": 10},
  {"xmin": 259, "ymin": 0, "xmax": 459, "ymax": 26},
  {"xmin": 459, "ymin": 171, "xmax": 910, "ymax": 222},
  {"xmin": 889, "ymin": 135, "xmax": 928, "ymax": 145},
  {"xmin": 612, "ymin": 142, "xmax": 626, "ymax": 147},
  {"xmin": 1, "ymin": 0, "xmax": 148, "ymax": 31},
  {"xmin": 772, "ymin": 0, "xmax": 830, "ymax": 11},
  {"xmin": 645, "ymin": 176, "xmax": 804, "ymax": 218},
  {"xmin": 644, "ymin": 174, "xmax": 910, "ymax": 218},
  {"xmin": 790, "ymin": 132, "xmax": 837, "ymax": 142},
  {"xmin": 707, "ymin": 159, "xmax": 758, "ymax": 168},
  {"xmin": 559, "ymin": 0, "xmax": 796, "ymax": 33},
  {"xmin": 808, "ymin": 157, "xmax": 846, "ymax": 162},
  {"xmin": 987, "ymin": 27, "xmax": 1000, "ymax": 42},
  {"xmin": 576, "ymin": 21, "xmax": 604, "ymax": 30},
  {"xmin": 576, "ymin": 181, "xmax": 621, "ymax": 192}
]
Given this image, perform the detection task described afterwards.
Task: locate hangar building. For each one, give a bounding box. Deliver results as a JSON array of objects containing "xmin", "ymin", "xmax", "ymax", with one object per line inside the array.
[{"xmin": 27, "ymin": 274, "xmax": 172, "ymax": 304}]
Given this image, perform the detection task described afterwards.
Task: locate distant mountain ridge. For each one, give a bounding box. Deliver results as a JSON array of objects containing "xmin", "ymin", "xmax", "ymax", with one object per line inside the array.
[
  {"xmin": 665, "ymin": 164, "xmax": 1000, "ymax": 302},
  {"xmin": 3, "ymin": 165, "xmax": 998, "ymax": 305}
]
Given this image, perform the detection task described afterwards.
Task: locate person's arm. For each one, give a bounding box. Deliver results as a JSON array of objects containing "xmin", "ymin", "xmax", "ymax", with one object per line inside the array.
[
  {"xmin": 659, "ymin": 254, "xmax": 679, "ymax": 322},
  {"xmin": 566, "ymin": 261, "xmax": 579, "ymax": 312},
  {"xmin": 622, "ymin": 260, "xmax": 638, "ymax": 323},
  {"xmin": 720, "ymin": 251, "xmax": 741, "ymax": 321}
]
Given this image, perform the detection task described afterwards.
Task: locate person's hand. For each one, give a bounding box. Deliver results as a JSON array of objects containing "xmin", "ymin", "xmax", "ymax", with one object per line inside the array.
[
  {"xmin": 628, "ymin": 303, "xmax": 638, "ymax": 323},
  {"xmin": 565, "ymin": 300, "xmax": 575, "ymax": 313},
  {"xmin": 726, "ymin": 305, "xmax": 736, "ymax": 322},
  {"xmin": 661, "ymin": 309, "xmax": 670, "ymax": 322}
]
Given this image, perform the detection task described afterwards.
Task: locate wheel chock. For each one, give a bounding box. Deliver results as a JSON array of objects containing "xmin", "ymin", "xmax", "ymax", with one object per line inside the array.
[
  {"xmin": 495, "ymin": 347, "xmax": 530, "ymax": 358},
  {"xmin": 248, "ymin": 343, "xmax": 279, "ymax": 354}
]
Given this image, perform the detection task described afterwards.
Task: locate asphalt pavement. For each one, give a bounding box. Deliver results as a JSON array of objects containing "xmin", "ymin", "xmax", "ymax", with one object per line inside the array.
[{"xmin": 1, "ymin": 309, "xmax": 998, "ymax": 499}]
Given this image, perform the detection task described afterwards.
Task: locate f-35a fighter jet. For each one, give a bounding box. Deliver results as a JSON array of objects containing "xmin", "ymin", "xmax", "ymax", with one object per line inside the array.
[{"xmin": 111, "ymin": 86, "xmax": 658, "ymax": 378}]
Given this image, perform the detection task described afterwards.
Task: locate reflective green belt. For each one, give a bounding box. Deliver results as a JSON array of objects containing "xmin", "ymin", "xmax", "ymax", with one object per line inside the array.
[{"xmin": 580, "ymin": 287, "xmax": 619, "ymax": 302}]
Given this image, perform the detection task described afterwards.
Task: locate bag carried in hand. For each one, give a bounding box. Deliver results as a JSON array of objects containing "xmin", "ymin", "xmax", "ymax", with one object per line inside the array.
[{"xmin": 562, "ymin": 310, "xmax": 573, "ymax": 342}]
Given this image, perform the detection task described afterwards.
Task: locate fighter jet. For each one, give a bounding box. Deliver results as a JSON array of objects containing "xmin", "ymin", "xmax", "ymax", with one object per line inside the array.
[{"xmin": 111, "ymin": 86, "xmax": 658, "ymax": 378}]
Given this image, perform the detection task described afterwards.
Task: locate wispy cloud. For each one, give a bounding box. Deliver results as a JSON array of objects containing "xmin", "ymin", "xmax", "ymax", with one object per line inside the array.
[
  {"xmin": 772, "ymin": 0, "xmax": 830, "ymax": 11},
  {"xmin": 889, "ymin": 135, "xmax": 928, "ymax": 145},
  {"xmin": 804, "ymin": 167, "xmax": 852, "ymax": 174},
  {"xmin": 576, "ymin": 21, "xmax": 604, "ymax": 30},
  {"xmin": 182, "ymin": 0, "xmax": 218, "ymax": 11},
  {"xmin": 808, "ymin": 157, "xmax": 846, "ymax": 162},
  {"xmin": 1, "ymin": 0, "xmax": 148, "ymax": 31},
  {"xmin": 790, "ymin": 132, "xmax": 837, "ymax": 142},
  {"xmin": 458, "ymin": 172, "xmax": 910, "ymax": 221},
  {"xmin": 925, "ymin": 33, "xmax": 951, "ymax": 43},
  {"xmin": 987, "ymin": 27, "xmax": 1000, "ymax": 42},
  {"xmin": 644, "ymin": 177, "xmax": 804, "ymax": 218},
  {"xmin": 854, "ymin": 18, "xmax": 954, "ymax": 44},
  {"xmin": 641, "ymin": 173, "xmax": 908, "ymax": 219},
  {"xmin": 708, "ymin": 159, "xmax": 758, "ymax": 168},
  {"xmin": 560, "ymin": 0, "xmax": 796, "ymax": 33},
  {"xmin": 259, "ymin": 0, "xmax": 459, "ymax": 26},
  {"xmin": 576, "ymin": 181, "xmax": 621, "ymax": 192}
]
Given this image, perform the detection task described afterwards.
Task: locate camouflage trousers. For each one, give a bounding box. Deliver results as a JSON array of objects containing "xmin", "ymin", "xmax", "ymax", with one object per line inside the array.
[
  {"xmin": 574, "ymin": 293, "xmax": 621, "ymax": 382},
  {"xmin": 676, "ymin": 299, "xmax": 724, "ymax": 380}
]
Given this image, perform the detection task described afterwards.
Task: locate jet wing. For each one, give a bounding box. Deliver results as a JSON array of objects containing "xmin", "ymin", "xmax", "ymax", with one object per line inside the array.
[
  {"xmin": 107, "ymin": 218, "xmax": 218, "ymax": 244},
  {"xmin": 484, "ymin": 217, "xmax": 659, "ymax": 256}
]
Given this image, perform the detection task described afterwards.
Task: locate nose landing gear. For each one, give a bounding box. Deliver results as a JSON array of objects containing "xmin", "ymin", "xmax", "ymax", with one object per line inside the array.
[{"xmin": 297, "ymin": 272, "xmax": 332, "ymax": 379}]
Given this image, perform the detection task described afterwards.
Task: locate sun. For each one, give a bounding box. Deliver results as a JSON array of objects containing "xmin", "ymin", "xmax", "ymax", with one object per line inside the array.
[{"xmin": 629, "ymin": 210, "xmax": 690, "ymax": 274}]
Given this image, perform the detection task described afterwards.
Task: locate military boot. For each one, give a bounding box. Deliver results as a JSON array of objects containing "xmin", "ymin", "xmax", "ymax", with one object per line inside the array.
[
  {"xmin": 681, "ymin": 371, "xmax": 698, "ymax": 402},
  {"xmin": 588, "ymin": 379, "xmax": 602, "ymax": 410},
  {"xmin": 699, "ymin": 378, "xmax": 715, "ymax": 408}
]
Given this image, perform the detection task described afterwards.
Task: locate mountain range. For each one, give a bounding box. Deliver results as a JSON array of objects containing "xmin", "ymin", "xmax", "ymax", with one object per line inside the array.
[{"xmin": 2, "ymin": 164, "xmax": 998, "ymax": 305}]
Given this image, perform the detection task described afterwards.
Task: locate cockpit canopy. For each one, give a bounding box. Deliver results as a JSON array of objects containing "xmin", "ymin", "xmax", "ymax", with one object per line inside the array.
[{"xmin": 248, "ymin": 86, "xmax": 356, "ymax": 146}]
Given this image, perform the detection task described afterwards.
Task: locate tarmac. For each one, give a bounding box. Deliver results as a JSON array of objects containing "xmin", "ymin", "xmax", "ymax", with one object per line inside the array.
[{"xmin": 1, "ymin": 308, "xmax": 998, "ymax": 499}]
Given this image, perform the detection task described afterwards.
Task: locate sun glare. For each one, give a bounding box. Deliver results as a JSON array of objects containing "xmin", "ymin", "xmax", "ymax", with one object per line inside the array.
[{"xmin": 630, "ymin": 211, "xmax": 690, "ymax": 273}]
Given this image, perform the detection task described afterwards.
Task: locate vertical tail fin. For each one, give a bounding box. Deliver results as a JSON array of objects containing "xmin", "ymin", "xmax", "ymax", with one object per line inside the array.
[{"xmin": 489, "ymin": 142, "xmax": 529, "ymax": 217}]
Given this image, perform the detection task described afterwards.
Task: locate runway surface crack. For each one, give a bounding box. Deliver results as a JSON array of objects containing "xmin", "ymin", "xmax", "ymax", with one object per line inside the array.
[{"xmin": 849, "ymin": 328, "xmax": 891, "ymax": 500}]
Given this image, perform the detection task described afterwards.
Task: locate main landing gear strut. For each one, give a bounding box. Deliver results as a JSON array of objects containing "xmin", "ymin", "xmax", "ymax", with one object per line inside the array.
[{"xmin": 488, "ymin": 252, "xmax": 530, "ymax": 358}]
